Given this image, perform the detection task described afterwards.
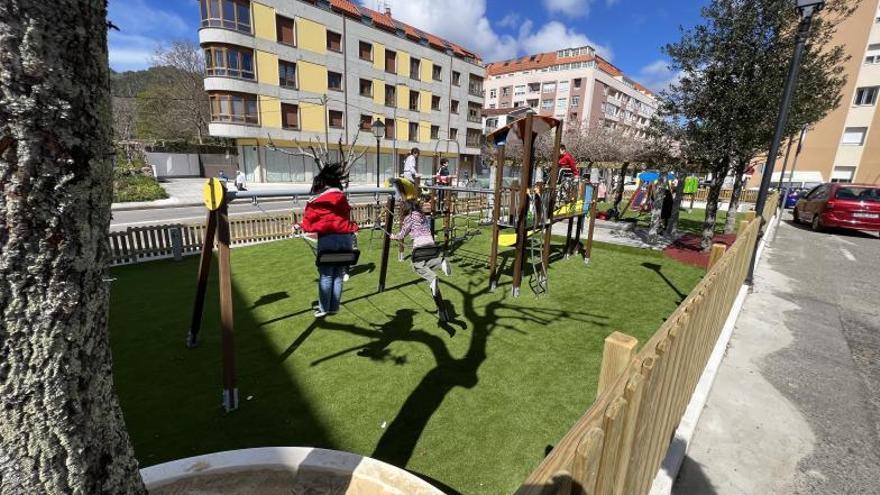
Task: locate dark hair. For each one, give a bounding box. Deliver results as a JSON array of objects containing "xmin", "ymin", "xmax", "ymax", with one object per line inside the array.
[
  {"xmin": 311, "ymin": 162, "xmax": 348, "ymax": 194},
  {"xmin": 440, "ymin": 158, "xmax": 449, "ymax": 166},
  {"xmin": 411, "ymin": 147, "xmax": 420, "ymax": 156},
  {"xmin": 560, "ymin": 144, "xmax": 567, "ymax": 151}
]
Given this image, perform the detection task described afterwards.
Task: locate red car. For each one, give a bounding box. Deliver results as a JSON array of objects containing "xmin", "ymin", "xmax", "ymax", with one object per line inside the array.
[{"xmin": 793, "ymin": 183, "xmax": 880, "ymax": 234}]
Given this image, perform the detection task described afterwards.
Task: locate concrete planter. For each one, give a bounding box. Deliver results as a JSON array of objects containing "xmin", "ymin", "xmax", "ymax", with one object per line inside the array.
[{"xmin": 141, "ymin": 447, "xmax": 444, "ymax": 495}]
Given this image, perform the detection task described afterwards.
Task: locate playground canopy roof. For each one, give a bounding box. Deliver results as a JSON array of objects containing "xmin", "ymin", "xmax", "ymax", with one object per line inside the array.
[{"xmin": 488, "ymin": 115, "xmax": 561, "ymax": 147}]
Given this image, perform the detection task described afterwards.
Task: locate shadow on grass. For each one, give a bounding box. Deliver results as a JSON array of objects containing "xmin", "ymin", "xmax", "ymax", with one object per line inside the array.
[
  {"xmin": 301, "ymin": 280, "xmax": 609, "ymax": 470},
  {"xmin": 642, "ymin": 262, "xmax": 688, "ymax": 304}
]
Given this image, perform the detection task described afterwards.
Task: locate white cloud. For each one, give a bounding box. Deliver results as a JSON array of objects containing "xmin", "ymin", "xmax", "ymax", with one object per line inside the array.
[
  {"xmin": 638, "ymin": 59, "xmax": 683, "ymax": 92},
  {"xmin": 543, "ymin": 0, "xmax": 591, "ymax": 17},
  {"xmin": 518, "ymin": 21, "xmax": 613, "ymax": 60},
  {"xmin": 497, "ymin": 13, "xmax": 521, "ymax": 29},
  {"xmin": 367, "ymin": 1, "xmax": 607, "ymax": 62}
]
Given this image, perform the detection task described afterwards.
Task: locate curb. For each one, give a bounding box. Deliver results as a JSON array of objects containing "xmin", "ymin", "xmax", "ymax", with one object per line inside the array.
[
  {"xmin": 111, "ymin": 196, "xmax": 294, "ymax": 212},
  {"xmin": 648, "ymin": 216, "xmax": 777, "ymax": 495}
]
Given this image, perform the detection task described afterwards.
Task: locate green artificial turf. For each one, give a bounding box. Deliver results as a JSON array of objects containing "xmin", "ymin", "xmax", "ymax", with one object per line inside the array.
[
  {"xmin": 597, "ymin": 201, "xmax": 740, "ymax": 236},
  {"xmin": 110, "ymin": 231, "xmax": 703, "ymax": 495}
]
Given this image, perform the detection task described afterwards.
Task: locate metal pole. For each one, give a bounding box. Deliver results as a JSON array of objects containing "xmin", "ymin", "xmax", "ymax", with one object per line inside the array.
[
  {"xmin": 747, "ymin": 6, "xmax": 818, "ymax": 286},
  {"xmin": 774, "ymin": 125, "xmax": 809, "ymax": 241},
  {"xmin": 375, "ymin": 137, "xmax": 381, "ymax": 188}
]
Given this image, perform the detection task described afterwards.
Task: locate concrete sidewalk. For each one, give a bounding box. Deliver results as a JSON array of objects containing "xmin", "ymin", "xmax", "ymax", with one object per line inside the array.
[
  {"xmin": 673, "ymin": 216, "xmax": 880, "ymax": 495},
  {"xmin": 112, "ymin": 178, "xmax": 311, "ymax": 211}
]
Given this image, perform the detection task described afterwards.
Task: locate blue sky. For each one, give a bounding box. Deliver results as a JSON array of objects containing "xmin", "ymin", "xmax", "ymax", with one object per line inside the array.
[{"xmin": 108, "ymin": 0, "xmax": 708, "ymax": 91}]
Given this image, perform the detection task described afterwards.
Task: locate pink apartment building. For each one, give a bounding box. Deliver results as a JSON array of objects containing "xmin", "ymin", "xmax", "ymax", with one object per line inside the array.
[{"xmin": 483, "ymin": 46, "xmax": 659, "ymax": 136}]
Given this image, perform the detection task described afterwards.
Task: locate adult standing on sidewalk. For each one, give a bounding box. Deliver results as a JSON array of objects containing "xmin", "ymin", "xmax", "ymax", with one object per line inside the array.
[
  {"xmin": 234, "ymin": 169, "xmax": 247, "ymax": 191},
  {"xmin": 403, "ymin": 147, "xmax": 421, "ymax": 184}
]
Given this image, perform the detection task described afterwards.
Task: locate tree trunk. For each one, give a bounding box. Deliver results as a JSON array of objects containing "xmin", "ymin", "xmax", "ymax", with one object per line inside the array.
[
  {"xmin": 610, "ymin": 162, "xmax": 630, "ymax": 217},
  {"xmin": 0, "ymin": 3, "xmax": 146, "ymax": 494},
  {"xmin": 665, "ymin": 173, "xmax": 686, "ymax": 238},
  {"xmin": 724, "ymin": 159, "xmax": 747, "ymax": 234},
  {"xmin": 701, "ymin": 160, "xmax": 728, "ymax": 250},
  {"xmin": 648, "ymin": 176, "xmax": 668, "ymax": 240}
]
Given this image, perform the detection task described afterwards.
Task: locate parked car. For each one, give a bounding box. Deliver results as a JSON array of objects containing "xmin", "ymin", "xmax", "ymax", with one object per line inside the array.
[
  {"xmin": 793, "ymin": 183, "xmax": 880, "ymax": 233},
  {"xmin": 783, "ymin": 188, "xmax": 809, "ymax": 209}
]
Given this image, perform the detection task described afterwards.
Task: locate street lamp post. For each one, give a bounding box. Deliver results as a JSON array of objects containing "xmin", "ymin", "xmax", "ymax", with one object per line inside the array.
[
  {"xmin": 371, "ymin": 119, "xmax": 385, "ymax": 188},
  {"xmin": 747, "ymin": 0, "xmax": 824, "ymax": 285}
]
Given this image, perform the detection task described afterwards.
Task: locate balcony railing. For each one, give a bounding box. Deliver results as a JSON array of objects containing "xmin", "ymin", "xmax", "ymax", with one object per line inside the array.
[{"xmin": 469, "ymin": 85, "xmax": 484, "ymax": 97}]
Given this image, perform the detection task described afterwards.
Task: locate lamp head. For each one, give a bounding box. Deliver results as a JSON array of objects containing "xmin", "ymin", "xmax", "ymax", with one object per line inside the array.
[
  {"xmin": 796, "ymin": 0, "xmax": 825, "ymax": 14},
  {"xmin": 371, "ymin": 119, "xmax": 386, "ymax": 140}
]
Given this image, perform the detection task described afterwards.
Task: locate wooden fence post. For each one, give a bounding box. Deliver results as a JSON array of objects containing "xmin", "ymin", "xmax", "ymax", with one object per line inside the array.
[
  {"xmin": 737, "ymin": 219, "xmax": 750, "ymax": 238},
  {"xmin": 597, "ymin": 332, "xmax": 638, "ymax": 396},
  {"xmin": 707, "ymin": 243, "xmax": 727, "ymax": 270},
  {"xmin": 744, "ymin": 210, "xmax": 756, "ymax": 223},
  {"xmin": 571, "ymin": 428, "xmax": 605, "ymax": 495}
]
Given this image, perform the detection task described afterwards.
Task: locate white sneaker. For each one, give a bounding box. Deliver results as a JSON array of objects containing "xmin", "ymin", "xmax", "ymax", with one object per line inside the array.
[
  {"xmin": 441, "ymin": 259, "xmax": 452, "ymax": 276},
  {"xmin": 430, "ymin": 279, "xmax": 439, "ymax": 296},
  {"xmin": 343, "ymin": 273, "xmax": 350, "ymax": 282},
  {"xmin": 314, "ymin": 309, "xmax": 328, "ymax": 318}
]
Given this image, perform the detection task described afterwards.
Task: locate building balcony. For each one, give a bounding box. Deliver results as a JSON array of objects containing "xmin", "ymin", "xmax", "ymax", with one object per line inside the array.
[{"xmin": 199, "ymin": 26, "xmax": 254, "ymax": 47}]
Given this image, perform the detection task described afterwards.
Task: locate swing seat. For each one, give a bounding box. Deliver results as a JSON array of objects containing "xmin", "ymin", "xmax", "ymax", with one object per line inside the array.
[
  {"xmin": 497, "ymin": 229, "xmax": 539, "ymax": 248},
  {"xmin": 412, "ymin": 245, "xmax": 443, "ymax": 263},
  {"xmin": 316, "ymin": 249, "xmax": 361, "ymax": 266}
]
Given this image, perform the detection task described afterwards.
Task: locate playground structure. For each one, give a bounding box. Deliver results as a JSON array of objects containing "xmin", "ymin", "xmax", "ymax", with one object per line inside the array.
[{"xmin": 487, "ymin": 113, "xmax": 599, "ymax": 297}]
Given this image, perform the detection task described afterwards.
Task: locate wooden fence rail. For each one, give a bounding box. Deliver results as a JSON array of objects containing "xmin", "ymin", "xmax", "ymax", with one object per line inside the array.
[
  {"xmin": 618, "ymin": 187, "xmax": 759, "ymax": 205},
  {"xmin": 515, "ymin": 205, "xmax": 770, "ymax": 495}
]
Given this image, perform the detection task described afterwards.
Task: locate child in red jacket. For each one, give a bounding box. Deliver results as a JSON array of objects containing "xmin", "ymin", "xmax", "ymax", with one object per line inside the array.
[{"xmin": 296, "ymin": 164, "xmax": 358, "ymax": 317}]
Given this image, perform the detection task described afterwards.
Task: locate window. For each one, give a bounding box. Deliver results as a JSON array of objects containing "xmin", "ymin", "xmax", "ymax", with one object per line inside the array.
[
  {"xmin": 528, "ymin": 83, "xmax": 541, "ymax": 93},
  {"xmin": 276, "ymin": 15, "xmax": 295, "ymax": 46},
  {"xmin": 543, "ymin": 82, "xmax": 556, "ymax": 93},
  {"xmin": 451, "ymin": 100, "xmax": 459, "ymax": 114},
  {"xmin": 204, "ymin": 45, "xmax": 254, "ymax": 79},
  {"xmin": 452, "ymin": 71, "xmax": 461, "ymax": 86},
  {"xmin": 841, "ymin": 127, "xmax": 868, "ymax": 145},
  {"xmin": 541, "ymin": 99, "xmax": 553, "ymax": 110},
  {"xmin": 831, "ymin": 166, "xmax": 856, "ymax": 183},
  {"xmin": 359, "ymin": 41, "xmax": 373, "ymax": 61},
  {"xmin": 500, "ymin": 101, "xmax": 510, "ymax": 108},
  {"xmin": 384, "ymin": 85, "xmax": 396, "ymax": 107},
  {"xmin": 278, "ymin": 60, "xmax": 297, "ymax": 88},
  {"xmin": 360, "ymin": 114, "xmax": 373, "ymax": 131},
  {"xmin": 571, "ymin": 96, "xmax": 580, "ymax": 107},
  {"xmin": 466, "ymin": 128, "xmax": 482, "ymax": 148},
  {"xmin": 501, "ymin": 87, "xmax": 511, "ymax": 97},
  {"xmin": 209, "ymin": 92, "xmax": 258, "ymax": 124},
  {"xmin": 385, "ymin": 118, "xmax": 395, "ymax": 139},
  {"xmin": 200, "ymin": 0, "xmax": 251, "ymax": 33},
  {"xmin": 467, "ymin": 102, "xmax": 481, "ymax": 123},
  {"xmin": 410, "ymin": 58, "xmax": 421, "ymax": 79},
  {"xmin": 556, "ymin": 98, "xmax": 568, "ymax": 114},
  {"xmin": 326, "ymin": 31, "xmax": 342, "ymax": 52},
  {"xmin": 527, "ymin": 99, "xmax": 539, "ymax": 108},
  {"xmin": 514, "ymin": 85, "xmax": 526, "ymax": 96},
  {"xmin": 385, "ymin": 49, "xmax": 397, "ymax": 74},
  {"xmin": 431, "ymin": 125, "xmax": 440, "ymax": 139},
  {"xmin": 328, "ymin": 71, "xmax": 343, "ymax": 91},
  {"xmin": 558, "ymin": 81, "xmax": 570, "ymax": 93},
  {"xmin": 834, "ymin": 185, "xmax": 880, "ymax": 201},
  {"xmin": 431, "ymin": 95, "xmax": 441, "ymax": 110},
  {"xmin": 449, "ymin": 128, "xmax": 459, "ymax": 140},
  {"xmin": 409, "ymin": 122, "xmax": 419, "ymax": 142},
  {"xmin": 281, "ymin": 103, "xmax": 299, "ymax": 129},
  {"xmin": 573, "ymin": 78, "xmax": 582, "ymax": 89},
  {"xmin": 489, "ymin": 89, "xmax": 497, "ymax": 99},
  {"xmin": 359, "ymin": 78, "xmax": 372, "ymax": 97},
  {"xmin": 409, "ymin": 91, "xmax": 420, "ymax": 111},
  {"xmin": 432, "ymin": 64, "xmax": 442, "ymax": 81},
  {"xmin": 854, "ymin": 86, "xmax": 878, "ymax": 106},
  {"xmin": 328, "ymin": 110, "xmax": 344, "ymax": 128}
]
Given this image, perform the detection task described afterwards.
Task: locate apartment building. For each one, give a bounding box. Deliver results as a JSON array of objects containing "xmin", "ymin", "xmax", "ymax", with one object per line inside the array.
[
  {"xmin": 751, "ymin": 0, "xmax": 880, "ymax": 186},
  {"xmin": 483, "ymin": 46, "xmax": 658, "ymax": 137},
  {"xmin": 198, "ymin": 0, "xmax": 485, "ymax": 184}
]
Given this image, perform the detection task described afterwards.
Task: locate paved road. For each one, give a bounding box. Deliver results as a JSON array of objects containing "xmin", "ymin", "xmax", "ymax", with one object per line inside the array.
[
  {"xmin": 109, "ymin": 193, "xmax": 386, "ymax": 231},
  {"xmin": 674, "ymin": 213, "xmax": 880, "ymax": 495}
]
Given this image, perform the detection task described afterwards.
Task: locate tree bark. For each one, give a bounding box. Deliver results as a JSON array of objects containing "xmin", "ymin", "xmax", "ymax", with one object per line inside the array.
[
  {"xmin": 0, "ymin": 2, "xmax": 146, "ymax": 494},
  {"xmin": 648, "ymin": 176, "xmax": 668, "ymax": 240},
  {"xmin": 665, "ymin": 173, "xmax": 686, "ymax": 238},
  {"xmin": 724, "ymin": 159, "xmax": 747, "ymax": 234},
  {"xmin": 701, "ymin": 160, "xmax": 728, "ymax": 250},
  {"xmin": 610, "ymin": 162, "xmax": 630, "ymax": 217}
]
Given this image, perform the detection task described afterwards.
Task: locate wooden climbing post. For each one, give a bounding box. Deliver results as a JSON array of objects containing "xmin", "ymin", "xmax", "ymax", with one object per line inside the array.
[
  {"xmin": 216, "ymin": 199, "xmax": 238, "ymax": 412},
  {"xmin": 584, "ymin": 189, "xmax": 598, "ymax": 264},
  {"xmin": 489, "ymin": 145, "xmax": 506, "ymax": 290},
  {"xmin": 542, "ymin": 123, "xmax": 564, "ymax": 268},
  {"xmin": 187, "ymin": 209, "xmax": 218, "ymax": 348},
  {"xmin": 378, "ymin": 194, "xmax": 396, "ymax": 292},
  {"xmin": 511, "ymin": 114, "xmax": 535, "ymax": 298}
]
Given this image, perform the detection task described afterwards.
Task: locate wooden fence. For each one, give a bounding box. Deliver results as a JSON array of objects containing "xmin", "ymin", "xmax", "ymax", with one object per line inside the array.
[
  {"xmin": 107, "ymin": 197, "xmax": 494, "ymax": 266},
  {"xmin": 618, "ymin": 187, "xmax": 759, "ymax": 205},
  {"xmin": 514, "ymin": 206, "xmax": 771, "ymax": 495}
]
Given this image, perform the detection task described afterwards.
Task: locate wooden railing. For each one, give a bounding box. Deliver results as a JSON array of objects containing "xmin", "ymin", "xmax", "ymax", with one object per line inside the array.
[
  {"xmin": 618, "ymin": 188, "xmax": 760, "ymax": 205},
  {"xmin": 515, "ymin": 212, "xmax": 766, "ymax": 495}
]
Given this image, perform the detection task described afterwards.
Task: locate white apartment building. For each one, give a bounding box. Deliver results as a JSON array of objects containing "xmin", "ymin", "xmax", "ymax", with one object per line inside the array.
[{"xmin": 483, "ymin": 46, "xmax": 658, "ymax": 136}]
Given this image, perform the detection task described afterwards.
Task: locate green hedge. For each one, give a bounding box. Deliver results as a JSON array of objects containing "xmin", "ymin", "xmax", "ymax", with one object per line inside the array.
[{"xmin": 114, "ymin": 175, "xmax": 168, "ymax": 203}]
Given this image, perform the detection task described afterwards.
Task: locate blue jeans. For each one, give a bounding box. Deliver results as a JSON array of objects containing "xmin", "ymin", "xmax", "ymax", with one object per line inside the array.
[{"xmin": 316, "ymin": 234, "xmax": 353, "ymax": 313}]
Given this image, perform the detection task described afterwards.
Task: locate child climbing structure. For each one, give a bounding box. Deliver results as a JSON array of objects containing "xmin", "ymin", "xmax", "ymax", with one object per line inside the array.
[{"xmin": 486, "ymin": 113, "xmax": 599, "ymax": 297}]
